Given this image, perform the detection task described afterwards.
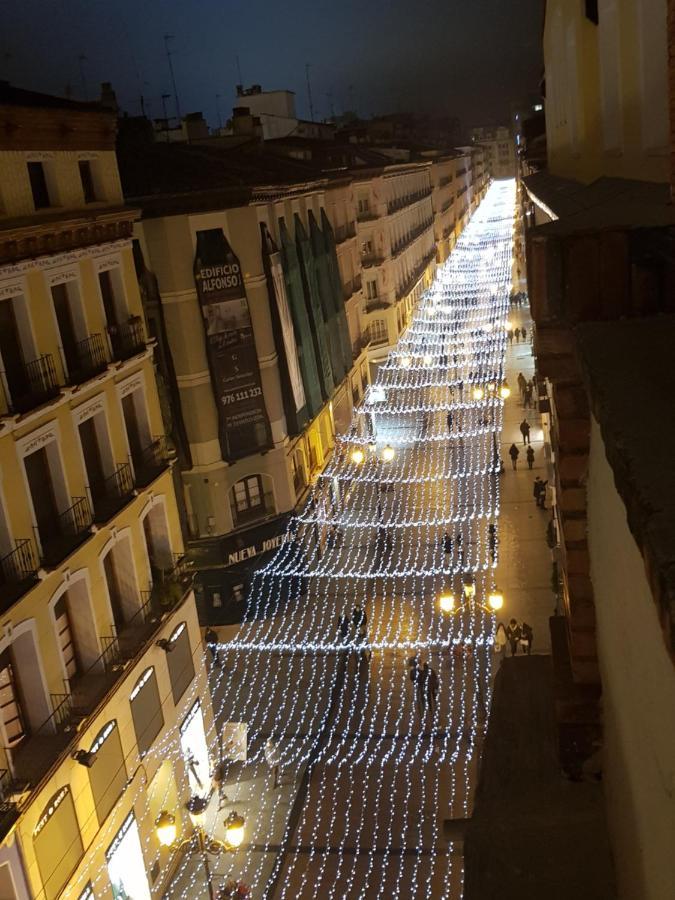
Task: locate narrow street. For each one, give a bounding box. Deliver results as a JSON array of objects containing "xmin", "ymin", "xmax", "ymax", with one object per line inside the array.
[{"xmin": 166, "ymin": 180, "xmax": 553, "ymax": 899}]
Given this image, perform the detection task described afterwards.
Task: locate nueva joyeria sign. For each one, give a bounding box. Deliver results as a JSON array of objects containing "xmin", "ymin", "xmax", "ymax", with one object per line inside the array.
[{"xmin": 226, "ymin": 531, "xmax": 287, "ymax": 567}]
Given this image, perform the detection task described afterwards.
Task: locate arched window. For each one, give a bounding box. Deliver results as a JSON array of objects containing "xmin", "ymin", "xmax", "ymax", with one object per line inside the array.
[
  {"xmin": 164, "ymin": 622, "xmax": 194, "ymax": 704},
  {"xmin": 229, "ymin": 475, "xmax": 275, "ymax": 527},
  {"xmin": 87, "ymin": 720, "xmax": 127, "ymax": 825},
  {"xmin": 129, "ymin": 667, "xmax": 163, "ymax": 756},
  {"xmin": 34, "ymin": 786, "xmax": 83, "ymax": 900}
]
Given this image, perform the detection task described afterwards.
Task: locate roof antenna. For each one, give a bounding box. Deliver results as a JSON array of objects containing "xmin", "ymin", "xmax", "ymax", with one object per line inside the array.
[
  {"xmin": 163, "ymin": 34, "xmax": 181, "ymax": 121},
  {"xmin": 78, "ymin": 54, "xmax": 88, "ymax": 100},
  {"xmin": 236, "ymin": 55, "xmax": 243, "ymax": 86},
  {"xmin": 305, "ymin": 63, "xmax": 315, "ymax": 122}
]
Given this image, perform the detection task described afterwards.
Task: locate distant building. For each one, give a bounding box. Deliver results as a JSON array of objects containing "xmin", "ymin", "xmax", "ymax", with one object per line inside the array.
[
  {"xmin": 0, "ymin": 83, "xmax": 212, "ymax": 900},
  {"xmin": 470, "ymin": 125, "xmax": 517, "ymax": 178},
  {"xmin": 229, "ymin": 84, "xmax": 336, "ymax": 141},
  {"xmin": 522, "ymin": 1, "xmax": 675, "ymax": 896}
]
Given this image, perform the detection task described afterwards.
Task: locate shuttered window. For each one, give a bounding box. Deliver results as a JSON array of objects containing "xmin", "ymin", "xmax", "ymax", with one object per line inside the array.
[
  {"xmin": 88, "ymin": 720, "xmax": 127, "ymax": 825},
  {"xmin": 166, "ymin": 623, "xmax": 194, "ymax": 704},
  {"xmin": 130, "ymin": 668, "xmax": 163, "ymax": 757},
  {"xmin": 33, "ymin": 787, "xmax": 83, "ymax": 900}
]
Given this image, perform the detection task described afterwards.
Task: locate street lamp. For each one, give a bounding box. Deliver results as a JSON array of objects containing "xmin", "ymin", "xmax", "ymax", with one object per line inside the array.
[
  {"xmin": 462, "ymin": 573, "xmax": 476, "ymax": 600},
  {"xmin": 472, "ymin": 387, "xmax": 484, "ymax": 401},
  {"xmin": 500, "ymin": 383, "xmax": 511, "ymax": 399},
  {"xmin": 439, "ymin": 591, "xmax": 455, "ymax": 614},
  {"xmin": 381, "ymin": 445, "xmax": 396, "ymax": 462},
  {"xmin": 487, "ymin": 589, "xmax": 504, "ymax": 611},
  {"xmin": 350, "ymin": 448, "xmax": 365, "ymax": 465},
  {"xmin": 156, "ymin": 796, "xmax": 247, "ymax": 900}
]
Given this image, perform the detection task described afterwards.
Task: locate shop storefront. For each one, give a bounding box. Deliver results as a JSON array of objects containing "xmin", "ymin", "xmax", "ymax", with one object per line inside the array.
[
  {"xmin": 191, "ymin": 514, "xmax": 293, "ymax": 625},
  {"xmin": 106, "ymin": 812, "xmax": 151, "ymax": 900}
]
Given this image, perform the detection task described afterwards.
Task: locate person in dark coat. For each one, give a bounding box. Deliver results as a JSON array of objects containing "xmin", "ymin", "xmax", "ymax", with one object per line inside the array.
[
  {"xmin": 352, "ymin": 604, "xmax": 366, "ymax": 630},
  {"xmin": 519, "ymin": 419, "xmax": 531, "ymax": 445},
  {"xmin": 447, "ymin": 411, "xmax": 453, "ymax": 433},
  {"xmin": 514, "ymin": 327, "xmax": 521, "ymax": 342},
  {"xmin": 506, "ymin": 619, "xmax": 521, "ymax": 656},
  {"xmin": 521, "ymin": 326, "xmax": 527, "ymax": 342},
  {"xmin": 417, "ymin": 664, "xmax": 429, "ymax": 718},
  {"xmin": 534, "ymin": 477, "xmax": 548, "ymax": 509},
  {"xmin": 442, "ymin": 532, "xmax": 453, "ymax": 556},
  {"xmin": 426, "ymin": 665, "xmax": 439, "ymax": 714},
  {"xmin": 521, "ymin": 622, "xmax": 533, "ymax": 655},
  {"xmin": 204, "ymin": 627, "xmax": 220, "ymax": 667},
  {"xmin": 517, "ymin": 372, "xmax": 527, "ymax": 396},
  {"xmin": 488, "ymin": 523, "xmax": 497, "ymax": 562},
  {"xmin": 526, "ymin": 445, "xmax": 535, "ymax": 469},
  {"xmin": 338, "ymin": 615, "xmax": 350, "ymax": 643},
  {"xmin": 508, "ymin": 443, "xmax": 520, "ymax": 470},
  {"xmin": 523, "ymin": 386, "xmax": 533, "ymax": 409}
]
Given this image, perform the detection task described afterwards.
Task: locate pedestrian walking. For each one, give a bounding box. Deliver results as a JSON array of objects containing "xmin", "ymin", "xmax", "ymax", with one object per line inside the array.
[
  {"xmin": 352, "ymin": 604, "xmax": 366, "ymax": 631},
  {"xmin": 488, "ymin": 523, "xmax": 497, "ymax": 562},
  {"xmin": 417, "ymin": 664, "xmax": 429, "ymax": 718},
  {"xmin": 506, "ymin": 619, "xmax": 521, "ymax": 656},
  {"xmin": 507, "ymin": 329, "xmax": 514, "ymax": 345},
  {"xmin": 521, "ymin": 326, "xmax": 527, "ymax": 342},
  {"xmin": 442, "ymin": 531, "xmax": 453, "ymax": 557},
  {"xmin": 526, "ymin": 445, "xmax": 535, "ymax": 469},
  {"xmin": 337, "ymin": 614, "xmax": 350, "ymax": 643},
  {"xmin": 508, "ymin": 443, "xmax": 520, "ymax": 470},
  {"xmin": 517, "ymin": 372, "xmax": 527, "ymax": 396},
  {"xmin": 523, "ymin": 386, "xmax": 533, "ymax": 409},
  {"xmin": 514, "ymin": 327, "xmax": 521, "ymax": 343},
  {"xmin": 426, "ymin": 665, "xmax": 439, "ymax": 715},
  {"xmin": 447, "ymin": 411, "xmax": 453, "ymax": 433},
  {"xmin": 519, "ymin": 419, "xmax": 531, "ymax": 445},
  {"xmin": 533, "ymin": 477, "xmax": 547, "ymax": 508},
  {"xmin": 204, "ymin": 627, "xmax": 220, "ymax": 668},
  {"xmin": 521, "ymin": 622, "xmax": 534, "ymax": 655},
  {"xmin": 494, "ymin": 622, "xmax": 508, "ymax": 655}
]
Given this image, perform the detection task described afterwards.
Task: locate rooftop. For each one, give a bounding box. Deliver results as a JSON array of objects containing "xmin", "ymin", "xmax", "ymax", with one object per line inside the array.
[
  {"xmin": 0, "ymin": 80, "xmax": 106, "ymax": 113},
  {"xmin": 524, "ymin": 172, "xmax": 675, "ymax": 234},
  {"xmin": 577, "ymin": 315, "xmax": 675, "ymax": 653}
]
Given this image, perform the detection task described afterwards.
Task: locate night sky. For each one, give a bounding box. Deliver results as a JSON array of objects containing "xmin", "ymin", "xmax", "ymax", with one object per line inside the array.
[{"xmin": 1, "ymin": 0, "xmax": 543, "ymax": 133}]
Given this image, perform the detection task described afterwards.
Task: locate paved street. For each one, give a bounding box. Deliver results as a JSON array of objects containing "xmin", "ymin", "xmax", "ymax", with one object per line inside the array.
[{"xmin": 165, "ymin": 181, "xmax": 554, "ymax": 899}]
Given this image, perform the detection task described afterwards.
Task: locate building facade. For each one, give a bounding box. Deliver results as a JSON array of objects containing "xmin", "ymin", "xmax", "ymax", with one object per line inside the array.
[
  {"xmin": 522, "ymin": 2, "xmax": 675, "ymax": 896},
  {"xmin": 470, "ymin": 126, "xmax": 517, "ymax": 178},
  {"xmin": 0, "ymin": 86, "xmax": 212, "ymax": 900},
  {"xmin": 130, "ymin": 172, "xmax": 370, "ymax": 616}
]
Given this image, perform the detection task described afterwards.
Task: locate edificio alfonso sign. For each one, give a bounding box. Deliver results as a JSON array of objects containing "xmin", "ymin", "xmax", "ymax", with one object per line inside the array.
[{"xmin": 194, "ymin": 229, "xmax": 272, "ymax": 460}]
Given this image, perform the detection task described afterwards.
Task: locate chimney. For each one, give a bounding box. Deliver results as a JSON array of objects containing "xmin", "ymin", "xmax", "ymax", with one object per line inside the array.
[{"xmin": 100, "ymin": 82, "xmax": 119, "ymax": 114}]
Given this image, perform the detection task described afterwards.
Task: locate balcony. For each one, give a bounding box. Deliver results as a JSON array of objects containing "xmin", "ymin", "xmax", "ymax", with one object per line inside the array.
[
  {"xmin": 0, "ymin": 539, "xmax": 39, "ymax": 608},
  {"xmin": 361, "ymin": 253, "xmax": 386, "ymax": 268},
  {"xmin": 356, "ymin": 209, "xmax": 378, "ymax": 223},
  {"xmin": 391, "ymin": 219, "xmax": 434, "ymax": 258},
  {"xmin": 364, "ymin": 298, "xmax": 391, "ymax": 314},
  {"xmin": 8, "ymin": 558, "xmax": 194, "ymax": 790},
  {"xmin": 386, "ymin": 187, "xmax": 433, "ymax": 216},
  {"xmin": 133, "ymin": 435, "xmax": 171, "ymax": 488},
  {"xmin": 352, "ymin": 335, "xmax": 371, "ymax": 359},
  {"xmin": 36, "ymin": 496, "xmax": 93, "ymax": 568},
  {"xmin": 441, "ymin": 199, "xmax": 453, "ymax": 214},
  {"xmin": 335, "ymin": 221, "xmax": 357, "ymax": 244},
  {"xmin": 89, "ymin": 463, "xmax": 135, "ymax": 524},
  {"xmin": 395, "ymin": 250, "xmax": 436, "ymax": 302},
  {"xmin": 342, "ymin": 275, "xmax": 362, "ymax": 302},
  {"xmin": 65, "ymin": 333, "xmax": 108, "ymax": 386},
  {"xmin": 0, "ymin": 354, "xmax": 60, "ymax": 416},
  {"xmin": 108, "ymin": 316, "xmax": 146, "ymax": 362},
  {"xmin": 438, "ymin": 176, "xmax": 453, "ymax": 187},
  {"xmin": 230, "ymin": 491, "xmax": 276, "ymax": 528}
]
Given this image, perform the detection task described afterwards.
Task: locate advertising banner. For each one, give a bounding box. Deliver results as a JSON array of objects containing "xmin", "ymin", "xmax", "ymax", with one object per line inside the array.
[{"xmin": 194, "ymin": 229, "xmax": 271, "ymax": 460}]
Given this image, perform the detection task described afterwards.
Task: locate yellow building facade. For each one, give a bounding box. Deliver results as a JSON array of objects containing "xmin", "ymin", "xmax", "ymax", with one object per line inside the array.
[
  {"xmin": 0, "ymin": 87, "xmax": 213, "ymax": 900},
  {"xmin": 543, "ymin": 0, "xmax": 670, "ymax": 183}
]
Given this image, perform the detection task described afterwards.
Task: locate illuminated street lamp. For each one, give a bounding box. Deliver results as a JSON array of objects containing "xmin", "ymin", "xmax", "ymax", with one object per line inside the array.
[
  {"xmin": 472, "ymin": 387, "xmax": 484, "ymax": 401},
  {"xmin": 487, "ymin": 589, "xmax": 504, "ymax": 612},
  {"xmin": 499, "ymin": 383, "xmax": 511, "ymax": 400},
  {"xmin": 156, "ymin": 796, "xmax": 247, "ymax": 900},
  {"xmin": 350, "ymin": 448, "xmax": 365, "ymax": 465},
  {"xmin": 439, "ymin": 591, "xmax": 455, "ymax": 614},
  {"xmin": 381, "ymin": 445, "xmax": 396, "ymax": 463}
]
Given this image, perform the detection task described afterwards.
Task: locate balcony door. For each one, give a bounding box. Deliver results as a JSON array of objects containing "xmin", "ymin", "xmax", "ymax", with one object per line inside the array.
[
  {"xmin": 24, "ymin": 447, "xmax": 60, "ymax": 549},
  {"xmin": 0, "ymin": 299, "xmax": 29, "ymax": 403},
  {"xmin": 51, "ymin": 283, "xmax": 81, "ymax": 378},
  {"xmin": 79, "ymin": 417, "xmax": 107, "ymax": 508},
  {"xmin": 0, "ymin": 648, "xmax": 27, "ymax": 746},
  {"xmin": 103, "ymin": 551, "xmax": 127, "ymax": 632},
  {"xmin": 54, "ymin": 595, "xmax": 80, "ymax": 682}
]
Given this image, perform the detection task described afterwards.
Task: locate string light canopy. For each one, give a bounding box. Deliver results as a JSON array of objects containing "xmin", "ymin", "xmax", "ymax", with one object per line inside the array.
[{"xmin": 73, "ymin": 179, "xmax": 518, "ymax": 900}]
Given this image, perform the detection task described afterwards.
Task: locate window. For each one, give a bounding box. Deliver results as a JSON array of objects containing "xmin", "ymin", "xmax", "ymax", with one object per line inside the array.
[
  {"xmin": 367, "ymin": 319, "xmax": 388, "ymax": 346},
  {"xmin": 357, "ymin": 197, "xmax": 370, "ymax": 213},
  {"xmin": 27, "ymin": 162, "xmax": 50, "ymax": 209},
  {"xmin": 585, "ymin": 0, "xmax": 599, "ymax": 24},
  {"xmin": 33, "ymin": 787, "xmax": 83, "ymax": 900},
  {"xmin": 54, "ymin": 596, "xmax": 79, "ymax": 682},
  {"xmin": 361, "ymin": 240, "xmax": 373, "ymax": 256},
  {"xmin": 365, "ymin": 281, "xmax": 378, "ymax": 300},
  {"xmin": 233, "ymin": 475, "xmax": 262, "ymax": 513},
  {"xmin": 129, "ymin": 667, "xmax": 163, "ymax": 756},
  {"xmin": 180, "ymin": 700, "xmax": 211, "ymax": 798},
  {"xmin": 0, "ymin": 649, "xmax": 26, "ymax": 745},
  {"xmin": 88, "ymin": 720, "xmax": 127, "ymax": 825},
  {"xmin": 106, "ymin": 813, "xmax": 151, "ymax": 900},
  {"xmin": 78, "ymin": 161, "xmax": 96, "ymax": 203},
  {"xmin": 165, "ymin": 622, "xmax": 194, "ymax": 704}
]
